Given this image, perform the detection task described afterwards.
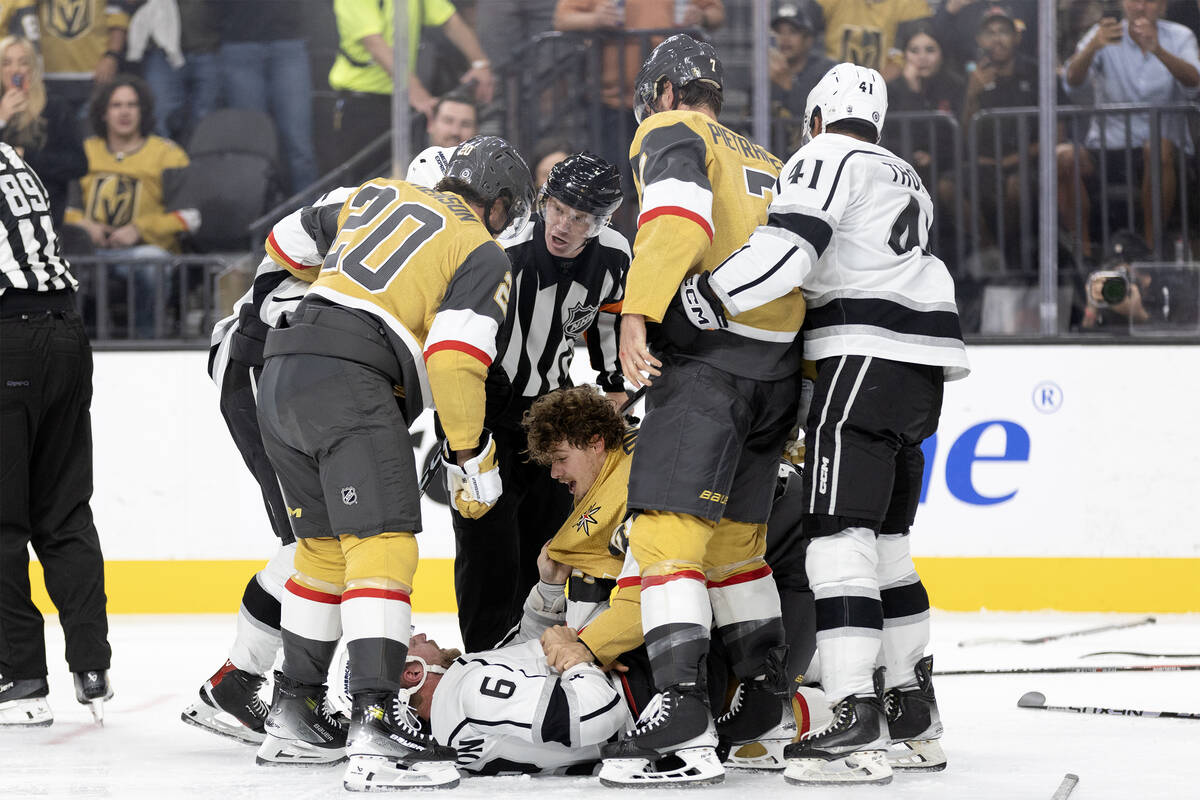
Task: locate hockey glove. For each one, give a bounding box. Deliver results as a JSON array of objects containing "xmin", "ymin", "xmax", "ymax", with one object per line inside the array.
[
  {"xmin": 441, "ymin": 430, "xmax": 503, "ymax": 519},
  {"xmin": 679, "ymin": 271, "xmax": 728, "ymax": 331}
]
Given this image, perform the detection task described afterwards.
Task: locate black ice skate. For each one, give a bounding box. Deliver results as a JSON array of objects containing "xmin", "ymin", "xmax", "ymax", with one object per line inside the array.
[
  {"xmin": 0, "ymin": 675, "xmax": 52, "ymax": 727},
  {"xmin": 716, "ymin": 646, "xmax": 796, "ymax": 770},
  {"xmin": 343, "ymin": 690, "xmax": 460, "ymax": 791},
  {"xmin": 73, "ymin": 670, "xmax": 113, "ymax": 725},
  {"xmin": 257, "ymin": 671, "xmax": 348, "ymax": 767},
  {"xmin": 783, "ymin": 670, "xmax": 892, "ymax": 786},
  {"xmin": 181, "ymin": 660, "xmax": 268, "ymax": 745},
  {"xmin": 598, "ymin": 683, "xmax": 724, "ymax": 787},
  {"xmin": 884, "ymin": 655, "xmax": 946, "ymax": 772}
]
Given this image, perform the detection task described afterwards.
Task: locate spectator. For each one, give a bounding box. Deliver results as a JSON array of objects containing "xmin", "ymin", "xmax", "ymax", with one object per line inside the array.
[
  {"xmin": 0, "ymin": 3, "xmax": 37, "ymax": 42},
  {"xmin": 0, "ymin": 35, "xmax": 87, "ymax": 228},
  {"xmin": 327, "ymin": 0, "xmax": 495, "ymax": 167},
  {"xmin": 811, "ymin": 0, "xmax": 931, "ymax": 81},
  {"xmin": 39, "ymin": 0, "xmax": 128, "ymax": 113},
  {"xmin": 529, "ymin": 134, "xmax": 574, "ymax": 187},
  {"xmin": 962, "ymin": 5, "xmax": 1065, "ymax": 252},
  {"xmin": 1057, "ymin": 0, "xmax": 1200, "ymax": 260},
  {"xmin": 425, "ymin": 91, "xmax": 477, "ymax": 148},
  {"xmin": 65, "ymin": 76, "xmax": 198, "ymax": 338},
  {"xmin": 931, "ymin": 0, "xmax": 1038, "ymax": 75},
  {"xmin": 127, "ymin": 0, "xmax": 221, "ymax": 143},
  {"xmin": 217, "ymin": 0, "xmax": 317, "ymax": 194},
  {"xmin": 0, "ymin": 143, "xmax": 113, "ymax": 729},
  {"xmin": 476, "ymin": 0, "xmax": 557, "ymax": 75},
  {"xmin": 768, "ymin": 3, "xmax": 835, "ymax": 158},
  {"xmin": 884, "ymin": 19, "xmax": 964, "ymax": 253}
]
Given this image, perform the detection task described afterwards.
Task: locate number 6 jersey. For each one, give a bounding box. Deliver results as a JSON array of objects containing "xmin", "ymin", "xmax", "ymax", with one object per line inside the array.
[{"xmin": 708, "ymin": 131, "xmax": 969, "ymax": 380}]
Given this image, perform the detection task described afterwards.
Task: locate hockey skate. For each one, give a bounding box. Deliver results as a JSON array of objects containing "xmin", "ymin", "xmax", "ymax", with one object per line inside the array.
[
  {"xmin": 884, "ymin": 655, "xmax": 946, "ymax": 772},
  {"xmin": 783, "ymin": 671, "xmax": 892, "ymax": 786},
  {"xmin": 717, "ymin": 647, "xmax": 795, "ymax": 771},
  {"xmin": 725, "ymin": 685, "xmax": 833, "ymax": 770},
  {"xmin": 181, "ymin": 660, "xmax": 268, "ymax": 745},
  {"xmin": 598, "ymin": 684, "xmax": 724, "ymax": 787},
  {"xmin": 0, "ymin": 675, "xmax": 52, "ymax": 727},
  {"xmin": 257, "ymin": 671, "xmax": 348, "ymax": 767},
  {"xmin": 74, "ymin": 670, "xmax": 112, "ymax": 725},
  {"xmin": 342, "ymin": 690, "xmax": 460, "ymax": 791}
]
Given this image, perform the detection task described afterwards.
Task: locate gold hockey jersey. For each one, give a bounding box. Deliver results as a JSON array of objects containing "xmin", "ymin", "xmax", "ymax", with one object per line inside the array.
[
  {"xmin": 40, "ymin": 0, "xmax": 128, "ymax": 77},
  {"xmin": 546, "ymin": 429, "xmax": 643, "ymax": 667},
  {"xmin": 625, "ymin": 109, "xmax": 805, "ymax": 380},
  {"xmin": 66, "ymin": 136, "xmax": 192, "ymax": 252},
  {"xmin": 815, "ymin": 0, "xmax": 931, "ymax": 73},
  {"xmin": 305, "ymin": 179, "xmax": 513, "ymax": 451}
]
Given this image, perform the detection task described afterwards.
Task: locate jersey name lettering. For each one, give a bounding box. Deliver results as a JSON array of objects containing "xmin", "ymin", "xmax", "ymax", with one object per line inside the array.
[{"xmin": 705, "ymin": 123, "xmax": 782, "ymax": 170}]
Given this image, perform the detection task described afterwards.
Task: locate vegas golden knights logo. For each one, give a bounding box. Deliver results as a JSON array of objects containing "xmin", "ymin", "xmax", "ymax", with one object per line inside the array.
[
  {"xmin": 47, "ymin": 0, "xmax": 93, "ymax": 39},
  {"xmin": 88, "ymin": 174, "xmax": 138, "ymax": 227}
]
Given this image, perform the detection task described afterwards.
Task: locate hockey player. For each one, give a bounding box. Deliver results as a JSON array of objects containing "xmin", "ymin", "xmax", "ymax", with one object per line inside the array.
[
  {"xmin": 449, "ymin": 151, "xmax": 630, "ymax": 652},
  {"xmin": 181, "ymin": 147, "xmax": 454, "ymax": 746},
  {"xmin": 252, "ymin": 136, "xmax": 532, "ymax": 791},
  {"xmin": 599, "ymin": 35, "xmax": 804, "ymax": 787},
  {"xmin": 683, "ymin": 63, "xmax": 970, "ymax": 784}
]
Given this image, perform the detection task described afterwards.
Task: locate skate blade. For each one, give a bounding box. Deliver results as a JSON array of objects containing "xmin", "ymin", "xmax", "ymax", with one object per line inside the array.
[
  {"xmin": 0, "ymin": 697, "xmax": 54, "ymax": 727},
  {"xmin": 256, "ymin": 733, "xmax": 346, "ymax": 767},
  {"xmin": 599, "ymin": 747, "xmax": 726, "ymax": 787},
  {"xmin": 784, "ymin": 749, "xmax": 893, "ymax": 786},
  {"xmin": 888, "ymin": 739, "xmax": 947, "ymax": 772},
  {"xmin": 88, "ymin": 699, "xmax": 104, "ymax": 726},
  {"xmin": 343, "ymin": 755, "xmax": 460, "ymax": 791},
  {"xmin": 726, "ymin": 738, "xmax": 789, "ymax": 771},
  {"xmin": 180, "ymin": 702, "xmax": 266, "ymax": 745}
]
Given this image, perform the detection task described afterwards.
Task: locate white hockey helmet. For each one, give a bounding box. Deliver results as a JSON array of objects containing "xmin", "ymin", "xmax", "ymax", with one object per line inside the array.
[
  {"xmin": 405, "ymin": 145, "xmax": 455, "ymax": 188},
  {"xmin": 802, "ymin": 63, "xmax": 888, "ymax": 145}
]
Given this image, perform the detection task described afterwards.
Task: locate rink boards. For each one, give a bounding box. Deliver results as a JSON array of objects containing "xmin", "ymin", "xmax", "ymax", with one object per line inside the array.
[{"xmin": 30, "ymin": 345, "xmax": 1200, "ymax": 614}]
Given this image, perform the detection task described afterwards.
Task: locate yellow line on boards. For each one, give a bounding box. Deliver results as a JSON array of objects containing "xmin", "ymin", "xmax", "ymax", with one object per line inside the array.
[{"xmin": 28, "ymin": 557, "xmax": 1200, "ymax": 614}]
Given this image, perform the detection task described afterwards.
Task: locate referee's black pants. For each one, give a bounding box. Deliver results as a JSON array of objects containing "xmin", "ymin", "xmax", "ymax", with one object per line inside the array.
[
  {"xmin": 451, "ymin": 420, "xmax": 572, "ymax": 652},
  {"xmin": 1, "ymin": 293, "xmax": 111, "ymax": 680}
]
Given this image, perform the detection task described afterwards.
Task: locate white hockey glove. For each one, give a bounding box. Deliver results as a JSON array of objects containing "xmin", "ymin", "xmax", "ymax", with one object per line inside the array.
[
  {"xmin": 679, "ymin": 272, "xmax": 728, "ymax": 331},
  {"xmin": 441, "ymin": 429, "xmax": 503, "ymax": 519}
]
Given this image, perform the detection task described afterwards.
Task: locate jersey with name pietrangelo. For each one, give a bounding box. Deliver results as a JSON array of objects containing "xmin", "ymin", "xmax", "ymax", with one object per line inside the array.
[{"xmin": 625, "ymin": 110, "xmax": 805, "ymax": 380}]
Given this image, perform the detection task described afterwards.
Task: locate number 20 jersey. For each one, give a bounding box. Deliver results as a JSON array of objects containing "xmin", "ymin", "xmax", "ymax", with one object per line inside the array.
[
  {"xmin": 709, "ymin": 132, "xmax": 969, "ymax": 380},
  {"xmin": 307, "ymin": 178, "xmax": 513, "ymax": 450}
]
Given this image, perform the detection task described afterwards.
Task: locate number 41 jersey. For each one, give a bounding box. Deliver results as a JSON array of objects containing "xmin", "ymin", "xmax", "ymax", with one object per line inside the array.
[
  {"xmin": 307, "ymin": 178, "xmax": 513, "ymax": 450},
  {"xmin": 709, "ymin": 132, "xmax": 970, "ymax": 380}
]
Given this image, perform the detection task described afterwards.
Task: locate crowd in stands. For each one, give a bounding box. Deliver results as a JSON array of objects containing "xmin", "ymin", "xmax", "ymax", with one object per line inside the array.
[{"xmin": 5, "ymin": 0, "xmax": 1198, "ymax": 339}]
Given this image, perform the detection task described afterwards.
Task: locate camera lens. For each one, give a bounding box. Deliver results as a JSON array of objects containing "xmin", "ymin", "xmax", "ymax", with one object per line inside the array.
[{"xmin": 1100, "ymin": 276, "xmax": 1128, "ymax": 305}]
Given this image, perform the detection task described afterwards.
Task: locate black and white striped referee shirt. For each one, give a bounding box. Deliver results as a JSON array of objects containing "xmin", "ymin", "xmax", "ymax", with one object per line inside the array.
[
  {"xmin": 0, "ymin": 143, "xmax": 75, "ymax": 296},
  {"xmin": 496, "ymin": 217, "xmax": 630, "ymax": 398}
]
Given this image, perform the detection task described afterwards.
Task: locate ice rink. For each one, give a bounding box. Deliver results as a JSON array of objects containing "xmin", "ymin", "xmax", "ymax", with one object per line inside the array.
[{"xmin": 3, "ymin": 611, "xmax": 1198, "ymax": 799}]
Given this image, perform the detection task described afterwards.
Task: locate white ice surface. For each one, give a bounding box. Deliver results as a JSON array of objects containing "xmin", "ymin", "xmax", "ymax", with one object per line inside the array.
[{"xmin": 2, "ymin": 611, "xmax": 1199, "ymax": 799}]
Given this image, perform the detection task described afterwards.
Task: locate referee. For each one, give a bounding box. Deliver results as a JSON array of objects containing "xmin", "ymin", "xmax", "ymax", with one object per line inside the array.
[
  {"xmin": 0, "ymin": 144, "xmax": 112, "ymax": 726},
  {"xmin": 449, "ymin": 152, "xmax": 630, "ymax": 651}
]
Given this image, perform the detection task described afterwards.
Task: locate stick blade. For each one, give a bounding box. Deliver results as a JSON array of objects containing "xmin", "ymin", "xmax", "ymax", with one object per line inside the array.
[{"xmin": 1018, "ymin": 691, "xmax": 1046, "ymax": 708}]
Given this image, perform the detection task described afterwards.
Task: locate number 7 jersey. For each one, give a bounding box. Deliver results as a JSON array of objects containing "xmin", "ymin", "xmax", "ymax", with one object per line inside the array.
[
  {"xmin": 306, "ymin": 178, "xmax": 514, "ymax": 450},
  {"xmin": 709, "ymin": 132, "xmax": 969, "ymax": 380}
]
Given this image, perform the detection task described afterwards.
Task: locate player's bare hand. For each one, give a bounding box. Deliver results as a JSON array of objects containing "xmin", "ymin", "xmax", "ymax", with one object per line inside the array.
[
  {"xmin": 604, "ymin": 659, "xmax": 629, "ymax": 673},
  {"xmin": 549, "ymin": 641, "xmax": 595, "ymax": 673},
  {"xmin": 618, "ymin": 313, "xmax": 661, "ymax": 388},
  {"xmin": 536, "ymin": 542, "xmax": 570, "ymax": 585}
]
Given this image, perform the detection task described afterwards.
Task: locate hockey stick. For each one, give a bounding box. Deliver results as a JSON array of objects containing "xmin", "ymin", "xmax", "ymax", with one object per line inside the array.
[
  {"xmin": 956, "ymin": 616, "xmax": 1155, "ymax": 647},
  {"xmin": 1081, "ymin": 650, "xmax": 1200, "ymax": 659},
  {"xmin": 1018, "ymin": 691, "xmax": 1200, "ymax": 720},
  {"xmin": 936, "ymin": 663, "xmax": 1200, "ymax": 676},
  {"xmin": 1051, "ymin": 773, "xmax": 1080, "ymax": 800}
]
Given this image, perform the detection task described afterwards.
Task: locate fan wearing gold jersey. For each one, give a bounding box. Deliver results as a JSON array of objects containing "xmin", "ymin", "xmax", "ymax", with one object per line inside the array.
[
  {"xmin": 601, "ymin": 35, "xmax": 803, "ymax": 787},
  {"xmin": 254, "ymin": 136, "xmax": 533, "ymax": 791}
]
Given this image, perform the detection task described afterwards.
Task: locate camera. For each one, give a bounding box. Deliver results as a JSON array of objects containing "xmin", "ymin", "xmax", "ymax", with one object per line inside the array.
[{"xmin": 1087, "ymin": 269, "xmax": 1131, "ymax": 307}]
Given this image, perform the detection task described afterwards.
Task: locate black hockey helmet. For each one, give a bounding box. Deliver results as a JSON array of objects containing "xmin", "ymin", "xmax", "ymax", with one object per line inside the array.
[
  {"xmin": 440, "ymin": 135, "xmax": 534, "ymax": 237},
  {"xmin": 538, "ymin": 152, "xmax": 623, "ymax": 237},
  {"xmin": 633, "ymin": 34, "xmax": 724, "ymax": 124}
]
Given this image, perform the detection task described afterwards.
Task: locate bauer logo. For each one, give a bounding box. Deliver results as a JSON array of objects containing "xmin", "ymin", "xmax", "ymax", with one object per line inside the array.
[{"xmin": 920, "ymin": 420, "xmax": 1030, "ymax": 506}]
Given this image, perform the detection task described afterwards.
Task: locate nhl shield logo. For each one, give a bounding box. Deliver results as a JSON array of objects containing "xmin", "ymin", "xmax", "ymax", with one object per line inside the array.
[
  {"xmin": 342, "ymin": 486, "xmax": 358, "ymax": 506},
  {"xmin": 562, "ymin": 302, "xmax": 596, "ymax": 338}
]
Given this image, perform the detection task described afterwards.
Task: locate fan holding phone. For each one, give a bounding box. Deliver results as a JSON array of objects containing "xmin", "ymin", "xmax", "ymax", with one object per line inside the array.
[{"xmin": 0, "ymin": 35, "xmax": 86, "ymax": 229}]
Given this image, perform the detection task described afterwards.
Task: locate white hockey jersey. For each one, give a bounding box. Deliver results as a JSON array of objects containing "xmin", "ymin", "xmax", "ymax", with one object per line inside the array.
[
  {"xmin": 708, "ymin": 132, "xmax": 969, "ymax": 381},
  {"xmin": 207, "ymin": 187, "xmax": 355, "ymax": 388},
  {"xmin": 429, "ymin": 639, "xmax": 633, "ymax": 775}
]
